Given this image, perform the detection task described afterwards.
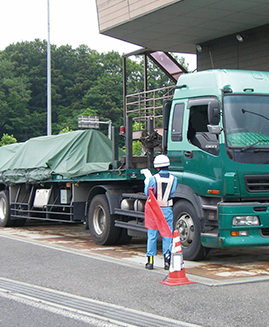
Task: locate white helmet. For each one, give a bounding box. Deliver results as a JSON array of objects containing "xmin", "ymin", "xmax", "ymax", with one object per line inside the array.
[{"xmin": 153, "ymin": 154, "xmax": 170, "ymax": 168}]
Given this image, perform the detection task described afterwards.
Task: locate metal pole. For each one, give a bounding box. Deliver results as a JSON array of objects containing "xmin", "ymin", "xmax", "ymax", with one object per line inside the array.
[
  {"xmin": 123, "ymin": 56, "xmax": 127, "ymax": 124},
  {"xmin": 147, "ymin": 116, "xmax": 154, "ymax": 168},
  {"xmin": 47, "ymin": 0, "xmax": 52, "ymax": 135},
  {"xmin": 144, "ymin": 54, "xmax": 148, "ymax": 93},
  {"xmin": 125, "ymin": 116, "xmax": 133, "ymax": 169},
  {"xmin": 108, "ymin": 120, "xmax": 112, "ymax": 140},
  {"xmin": 111, "ymin": 126, "xmax": 119, "ymax": 169},
  {"xmin": 144, "ymin": 54, "xmax": 148, "ymax": 122}
]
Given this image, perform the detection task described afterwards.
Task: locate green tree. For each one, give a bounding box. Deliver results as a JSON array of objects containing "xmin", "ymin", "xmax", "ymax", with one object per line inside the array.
[
  {"xmin": 121, "ymin": 121, "xmax": 143, "ymax": 155},
  {"xmin": 3, "ymin": 40, "xmax": 47, "ymax": 139},
  {"xmin": 59, "ymin": 126, "xmax": 73, "ymax": 134},
  {"xmin": 0, "ymin": 40, "xmax": 190, "ymax": 143},
  {"xmin": 82, "ymin": 51, "xmax": 125, "ymax": 128},
  {"xmin": 0, "ymin": 133, "xmax": 17, "ymax": 146},
  {"xmin": 0, "ymin": 52, "xmax": 32, "ymax": 140}
]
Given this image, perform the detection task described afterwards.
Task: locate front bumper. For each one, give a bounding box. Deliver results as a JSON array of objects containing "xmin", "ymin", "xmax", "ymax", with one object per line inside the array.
[{"xmin": 202, "ymin": 202, "xmax": 269, "ymax": 248}]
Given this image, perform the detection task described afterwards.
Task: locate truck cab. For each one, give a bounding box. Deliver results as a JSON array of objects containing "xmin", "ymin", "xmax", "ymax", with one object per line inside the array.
[{"xmin": 165, "ymin": 69, "xmax": 269, "ymax": 260}]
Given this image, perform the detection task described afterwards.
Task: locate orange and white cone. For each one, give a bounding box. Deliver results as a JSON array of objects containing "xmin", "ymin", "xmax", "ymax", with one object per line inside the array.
[{"xmin": 160, "ymin": 230, "xmax": 196, "ymax": 286}]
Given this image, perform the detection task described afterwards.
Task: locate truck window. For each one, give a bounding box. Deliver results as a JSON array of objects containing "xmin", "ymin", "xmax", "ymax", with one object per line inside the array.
[
  {"xmin": 188, "ymin": 104, "xmax": 219, "ymax": 155},
  {"xmin": 223, "ymin": 94, "xmax": 269, "ymax": 164},
  {"xmin": 171, "ymin": 103, "xmax": 184, "ymax": 141}
]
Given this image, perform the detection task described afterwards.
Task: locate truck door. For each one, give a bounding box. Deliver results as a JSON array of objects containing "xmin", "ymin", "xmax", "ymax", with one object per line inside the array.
[
  {"xmin": 168, "ymin": 97, "xmax": 222, "ymax": 194},
  {"xmin": 168, "ymin": 98, "xmax": 222, "ymax": 260},
  {"xmin": 183, "ymin": 97, "xmax": 221, "ymax": 194}
]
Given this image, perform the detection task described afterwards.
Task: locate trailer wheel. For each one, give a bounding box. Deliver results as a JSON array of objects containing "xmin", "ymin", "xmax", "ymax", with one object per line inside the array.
[
  {"xmin": 0, "ymin": 191, "xmax": 14, "ymax": 227},
  {"xmin": 13, "ymin": 218, "xmax": 26, "ymax": 227},
  {"xmin": 88, "ymin": 194, "xmax": 120, "ymax": 245},
  {"xmin": 173, "ymin": 200, "xmax": 209, "ymax": 261}
]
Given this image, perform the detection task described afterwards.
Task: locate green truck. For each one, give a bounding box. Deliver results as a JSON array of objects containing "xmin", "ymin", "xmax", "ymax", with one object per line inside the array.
[{"xmin": 1, "ymin": 69, "xmax": 269, "ymax": 260}]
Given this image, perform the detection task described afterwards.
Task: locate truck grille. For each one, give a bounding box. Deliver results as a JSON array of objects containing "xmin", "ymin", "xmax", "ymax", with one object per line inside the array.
[{"xmin": 245, "ymin": 175, "xmax": 269, "ymax": 193}]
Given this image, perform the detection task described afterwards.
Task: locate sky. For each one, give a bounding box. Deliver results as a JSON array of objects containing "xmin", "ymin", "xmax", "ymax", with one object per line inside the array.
[{"xmin": 0, "ymin": 0, "xmax": 197, "ymax": 70}]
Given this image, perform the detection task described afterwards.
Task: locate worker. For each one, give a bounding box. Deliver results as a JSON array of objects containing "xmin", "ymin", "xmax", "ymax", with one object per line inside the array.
[{"xmin": 144, "ymin": 154, "xmax": 178, "ymax": 270}]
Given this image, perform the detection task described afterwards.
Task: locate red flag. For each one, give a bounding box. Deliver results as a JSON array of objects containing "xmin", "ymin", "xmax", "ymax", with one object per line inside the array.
[{"xmin": 144, "ymin": 187, "xmax": 173, "ymax": 238}]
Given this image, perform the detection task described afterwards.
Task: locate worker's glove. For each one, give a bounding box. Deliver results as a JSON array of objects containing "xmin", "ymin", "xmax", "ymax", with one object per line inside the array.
[
  {"xmin": 144, "ymin": 177, "xmax": 149, "ymax": 187},
  {"xmin": 141, "ymin": 169, "xmax": 152, "ymax": 187}
]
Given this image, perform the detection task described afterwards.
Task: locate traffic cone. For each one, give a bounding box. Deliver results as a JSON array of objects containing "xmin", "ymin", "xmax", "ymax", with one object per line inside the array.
[{"xmin": 160, "ymin": 230, "xmax": 196, "ymax": 286}]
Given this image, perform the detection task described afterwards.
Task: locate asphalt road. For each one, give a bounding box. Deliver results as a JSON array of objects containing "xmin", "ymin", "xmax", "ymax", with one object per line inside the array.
[
  {"xmin": 0, "ymin": 296, "xmax": 103, "ymax": 327},
  {"xmin": 0, "ymin": 233, "xmax": 269, "ymax": 327}
]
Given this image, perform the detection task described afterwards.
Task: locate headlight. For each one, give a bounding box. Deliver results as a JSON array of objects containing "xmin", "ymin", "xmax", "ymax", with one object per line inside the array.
[{"xmin": 232, "ymin": 216, "xmax": 260, "ymax": 226}]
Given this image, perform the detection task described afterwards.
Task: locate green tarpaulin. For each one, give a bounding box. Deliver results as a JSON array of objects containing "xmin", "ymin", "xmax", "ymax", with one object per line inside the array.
[
  {"xmin": 0, "ymin": 130, "xmax": 122, "ymax": 184},
  {"xmin": 0, "ymin": 142, "xmax": 23, "ymax": 168}
]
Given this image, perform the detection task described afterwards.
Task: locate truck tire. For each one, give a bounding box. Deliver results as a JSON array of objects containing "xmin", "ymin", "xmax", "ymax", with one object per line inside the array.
[
  {"xmin": 88, "ymin": 194, "xmax": 120, "ymax": 245},
  {"xmin": 0, "ymin": 190, "xmax": 14, "ymax": 227},
  {"xmin": 115, "ymin": 228, "xmax": 132, "ymax": 245},
  {"xmin": 173, "ymin": 200, "xmax": 209, "ymax": 261}
]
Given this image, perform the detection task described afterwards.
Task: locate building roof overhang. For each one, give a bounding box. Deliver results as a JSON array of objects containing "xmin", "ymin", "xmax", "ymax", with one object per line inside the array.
[{"xmin": 98, "ymin": 0, "xmax": 269, "ymax": 54}]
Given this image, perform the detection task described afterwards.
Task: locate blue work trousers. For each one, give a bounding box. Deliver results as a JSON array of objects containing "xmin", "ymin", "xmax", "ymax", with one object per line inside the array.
[{"xmin": 146, "ymin": 206, "xmax": 173, "ymax": 256}]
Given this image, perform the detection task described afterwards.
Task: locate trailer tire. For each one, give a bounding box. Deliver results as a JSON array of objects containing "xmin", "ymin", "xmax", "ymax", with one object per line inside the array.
[
  {"xmin": 14, "ymin": 218, "xmax": 26, "ymax": 227},
  {"xmin": 0, "ymin": 190, "xmax": 14, "ymax": 227},
  {"xmin": 88, "ymin": 194, "xmax": 120, "ymax": 245},
  {"xmin": 173, "ymin": 200, "xmax": 209, "ymax": 261}
]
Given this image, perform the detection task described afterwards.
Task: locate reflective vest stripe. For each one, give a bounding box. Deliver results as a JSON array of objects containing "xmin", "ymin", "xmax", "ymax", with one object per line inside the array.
[{"xmin": 155, "ymin": 174, "xmax": 174, "ymax": 207}]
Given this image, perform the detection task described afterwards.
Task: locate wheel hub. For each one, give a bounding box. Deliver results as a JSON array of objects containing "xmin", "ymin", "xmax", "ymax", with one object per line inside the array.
[
  {"xmin": 0, "ymin": 198, "xmax": 6, "ymax": 222},
  {"xmin": 175, "ymin": 212, "xmax": 195, "ymax": 248},
  {"xmin": 93, "ymin": 205, "xmax": 106, "ymax": 235}
]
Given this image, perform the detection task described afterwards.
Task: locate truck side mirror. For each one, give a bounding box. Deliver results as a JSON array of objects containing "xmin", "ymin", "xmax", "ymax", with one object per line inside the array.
[{"xmin": 208, "ymin": 99, "xmax": 220, "ymax": 125}]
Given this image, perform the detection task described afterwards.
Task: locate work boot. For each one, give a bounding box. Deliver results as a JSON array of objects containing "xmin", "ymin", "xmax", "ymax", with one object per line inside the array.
[
  {"xmin": 145, "ymin": 256, "xmax": 154, "ymax": 270},
  {"xmin": 164, "ymin": 250, "xmax": 171, "ymax": 270}
]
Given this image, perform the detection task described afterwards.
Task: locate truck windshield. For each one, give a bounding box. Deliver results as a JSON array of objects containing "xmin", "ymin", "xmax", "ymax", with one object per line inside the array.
[{"xmin": 223, "ymin": 95, "xmax": 269, "ymax": 164}]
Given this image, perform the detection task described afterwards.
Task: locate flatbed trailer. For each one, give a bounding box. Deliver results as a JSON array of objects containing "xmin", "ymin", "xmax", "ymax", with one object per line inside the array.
[
  {"xmin": 3, "ymin": 168, "xmax": 147, "ymax": 245},
  {"xmin": 0, "ymin": 128, "xmax": 149, "ymax": 246}
]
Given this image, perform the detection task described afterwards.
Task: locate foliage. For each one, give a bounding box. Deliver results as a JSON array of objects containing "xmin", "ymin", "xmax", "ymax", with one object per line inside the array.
[
  {"xmin": 0, "ymin": 40, "xmax": 189, "ymax": 143},
  {"xmin": 132, "ymin": 140, "xmax": 143, "ymax": 156},
  {"xmin": 0, "ymin": 133, "xmax": 17, "ymax": 146},
  {"xmin": 121, "ymin": 121, "xmax": 143, "ymax": 155},
  {"xmin": 59, "ymin": 126, "xmax": 73, "ymax": 134},
  {"xmin": 132, "ymin": 121, "xmax": 142, "ymax": 155}
]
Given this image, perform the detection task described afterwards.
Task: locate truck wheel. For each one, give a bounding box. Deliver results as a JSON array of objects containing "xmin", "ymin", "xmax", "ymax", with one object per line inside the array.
[
  {"xmin": 0, "ymin": 190, "xmax": 14, "ymax": 227},
  {"xmin": 173, "ymin": 200, "xmax": 209, "ymax": 261},
  {"xmin": 88, "ymin": 194, "xmax": 120, "ymax": 245},
  {"xmin": 115, "ymin": 228, "xmax": 132, "ymax": 245},
  {"xmin": 14, "ymin": 218, "xmax": 26, "ymax": 227}
]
